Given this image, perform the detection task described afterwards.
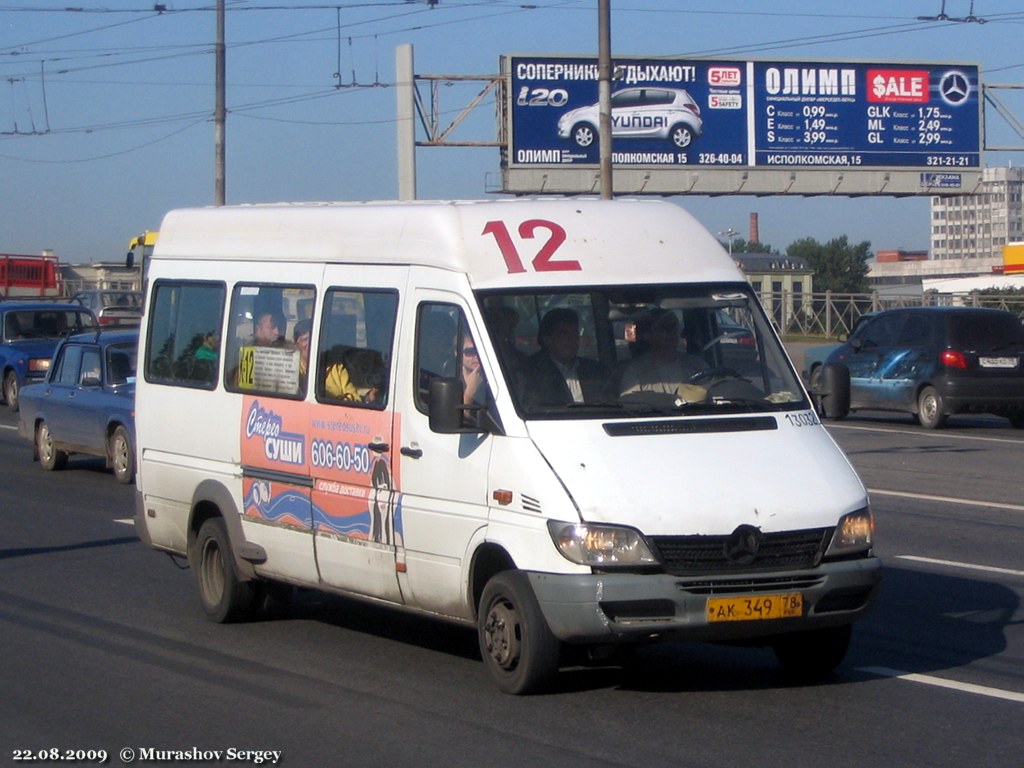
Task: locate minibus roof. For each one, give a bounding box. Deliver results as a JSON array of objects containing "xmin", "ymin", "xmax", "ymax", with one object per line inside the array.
[{"xmin": 154, "ymin": 198, "xmax": 744, "ymax": 290}]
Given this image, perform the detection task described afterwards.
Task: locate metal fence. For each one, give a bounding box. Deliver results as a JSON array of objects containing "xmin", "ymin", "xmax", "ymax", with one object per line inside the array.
[{"xmin": 764, "ymin": 290, "xmax": 1024, "ymax": 339}]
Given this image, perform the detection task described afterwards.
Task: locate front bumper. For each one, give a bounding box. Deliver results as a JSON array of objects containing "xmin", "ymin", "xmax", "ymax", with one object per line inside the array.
[{"xmin": 528, "ymin": 557, "xmax": 881, "ymax": 645}]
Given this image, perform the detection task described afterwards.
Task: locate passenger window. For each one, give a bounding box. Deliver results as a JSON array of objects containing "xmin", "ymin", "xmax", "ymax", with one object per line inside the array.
[
  {"xmin": 415, "ymin": 303, "xmax": 485, "ymax": 414},
  {"xmin": 858, "ymin": 314, "xmax": 903, "ymax": 350},
  {"xmin": 897, "ymin": 315, "xmax": 931, "ymax": 346},
  {"xmin": 145, "ymin": 281, "xmax": 226, "ymax": 388},
  {"xmin": 225, "ymin": 284, "xmax": 316, "ymax": 398},
  {"xmin": 55, "ymin": 345, "xmax": 84, "ymax": 386},
  {"xmin": 316, "ymin": 288, "xmax": 396, "ymax": 409},
  {"xmin": 80, "ymin": 349, "xmax": 102, "ymax": 385}
]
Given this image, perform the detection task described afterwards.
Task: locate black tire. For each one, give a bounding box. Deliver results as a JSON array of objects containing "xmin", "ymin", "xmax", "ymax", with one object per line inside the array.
[
  {"xmin": 808, "ymin": 364, "xmax": 824, "ymax": 414},
  {"xmin": 4, "ymin": 371, "xmax": 20, "ymax": 412},
  {"xmin": 190, "ymin": 518, "xmax": 257, "ymax": 623},
  {"xmin": 478, "ymin": 571, "xmax": 561, "ymax": 695},
  {"xmin": 571, "ymin": 122, "xmax": 597, "ymax": 149},
  {"xmin": 36, "ymin": 421, "xmax": 68, "ymax": 471},
  {"xmin": 808, "ymin": 364, "xmax": 823, "ymax": 394},
  {"xmin": 670, "ymin": 124, "xmax": 694, "ymax": 149},
  {"xmin": 109, "ymin": 425, "xmax": 135, "ymax": 484},
  {"xmin": 917, "ymin": 385, "xmax": 947, "ymax": 429},
  {"xmin": 773, "ymin": 624, "xmax": 851, "ymax": 681}
]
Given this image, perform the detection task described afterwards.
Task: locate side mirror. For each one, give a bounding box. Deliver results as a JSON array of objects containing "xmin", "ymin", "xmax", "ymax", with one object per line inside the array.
[
  {"xmin": 818, "ymin": 363, "xmax": 850, "ymax": 420},
  {"xmin": 429, "ymin": 377, "xmax": 467, "ymax": 433},
  {"xmin": 429, "ymin": 377, "xmax": 500, "ymax": 435},
  {"xmin": 126, "ymin": 251, "xmax": 135, "ymax": 269}
]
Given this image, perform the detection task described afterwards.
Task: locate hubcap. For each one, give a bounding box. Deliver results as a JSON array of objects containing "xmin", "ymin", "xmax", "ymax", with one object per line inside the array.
[
  {"xmin": 113, "ymin": 436, "xmax": 129, "ymax": 475},
  {"xmin": 200, "ymin": 539, "xmax": 225, "ymax": 605},
  {"xmin": 38, "ymin": 427, "xmax": 52, "ymax": 462},
  {"xmin": 483, "ymin": 599, "xmax": 520, "ymax": 670}
]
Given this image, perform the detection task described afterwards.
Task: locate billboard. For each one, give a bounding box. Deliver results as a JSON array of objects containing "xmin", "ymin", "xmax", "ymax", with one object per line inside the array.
[{"xmin": 503, "ymin": 55, "xmax": 982, "ymax": 196}]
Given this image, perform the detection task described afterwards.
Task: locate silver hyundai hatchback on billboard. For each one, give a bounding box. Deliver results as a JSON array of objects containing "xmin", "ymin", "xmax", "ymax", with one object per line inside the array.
[{"xmin": 557, "ymin": 87, "xmax": 704, "ymax": 149}]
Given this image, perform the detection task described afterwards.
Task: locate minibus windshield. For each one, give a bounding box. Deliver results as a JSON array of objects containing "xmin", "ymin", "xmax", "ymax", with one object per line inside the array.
[{"xmin": 478, "ymin": 284, "xmax": 809, "ymax": 419}]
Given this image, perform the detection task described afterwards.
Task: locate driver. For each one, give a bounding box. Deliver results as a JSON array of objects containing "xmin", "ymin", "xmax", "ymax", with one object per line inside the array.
[{"xmin": 619, "ymin": 309, "xmax": 706, "ymax": 397}]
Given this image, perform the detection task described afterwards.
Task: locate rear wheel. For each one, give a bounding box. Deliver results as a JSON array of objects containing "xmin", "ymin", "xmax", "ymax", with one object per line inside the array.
[
  {"xmin": 478, "ymin": 571, "xmax": 561, "ymax": 695},
  {"xmin": 190, "ymin": 518, "xmax": 257, "ymax": 623},
  {"xmin": 4, "ymin": 371, "xmax": 20, "ymax": 412},
  {"xmin": 917, "ymin": 385, "xmax": 947, "ymax": 429},
  {"xmin": 773, "ymin": 624, "xmax": 851, "ymax": 681},
  {"xmin": 36, "ymin": 421, "xmax": 68, "ymax": 471},
  {"xmin": 109, "ymin": 425, "xmax": 134, "ymax": 484}
]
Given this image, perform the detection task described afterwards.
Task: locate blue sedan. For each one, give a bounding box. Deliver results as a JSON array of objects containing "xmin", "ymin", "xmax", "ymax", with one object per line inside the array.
[{"xmin": 18, "ymin": 330, "xmax": 138, "ymax": 483}]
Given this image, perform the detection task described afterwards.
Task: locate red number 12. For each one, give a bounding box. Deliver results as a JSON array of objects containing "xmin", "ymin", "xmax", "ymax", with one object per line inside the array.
[{"xmin": 482, "ymin": 219, "xmax": 580, "ymax": 274}]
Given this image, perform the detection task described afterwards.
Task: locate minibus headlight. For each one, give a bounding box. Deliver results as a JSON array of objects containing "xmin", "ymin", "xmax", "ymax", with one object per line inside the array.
[
  {"xmin": 824, "ymin": 508, "xmax": 874, "ymax": 558},
  {"xmin": 548, "ymin": 521, "xmax": 657, "ymax": 567}
]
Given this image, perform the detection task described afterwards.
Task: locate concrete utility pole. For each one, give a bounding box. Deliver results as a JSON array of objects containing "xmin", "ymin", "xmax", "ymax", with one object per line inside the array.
[
  {"xmin": 215, "ymin": 0, "xmax": 226, "ymax": 206},
  {"xmin": 598, "ymin": 0, "xmax": 612, "ymax": 199},
  {"xmin": 396, "ymin": 44, "xmax": 417, "ymax": 201}
]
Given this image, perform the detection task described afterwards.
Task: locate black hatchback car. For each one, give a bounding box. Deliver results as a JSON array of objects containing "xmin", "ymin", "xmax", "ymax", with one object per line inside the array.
[{"xmin": 823, "ymin": 307, "xmax": 1024, "ymax": 428}]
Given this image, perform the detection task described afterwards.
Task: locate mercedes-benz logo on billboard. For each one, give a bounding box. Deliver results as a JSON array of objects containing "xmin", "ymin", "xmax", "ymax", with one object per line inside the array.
[
  {"xmin": 939, "ymin": 71, "xmax": 971, "ymax": 106},
  {"xmin": 723, "ymin": 524, "xmax": 761, "ymax": 565}
]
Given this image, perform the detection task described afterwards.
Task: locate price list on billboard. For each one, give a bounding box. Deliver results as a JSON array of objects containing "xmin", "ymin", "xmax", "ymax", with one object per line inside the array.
[
  {"xmin": 751, "ymin": 62, "xmax": 980, "ymax": 171},
  {"xmin": 506, "ymin": 55, "xmax": 981, "ymax": 176}
]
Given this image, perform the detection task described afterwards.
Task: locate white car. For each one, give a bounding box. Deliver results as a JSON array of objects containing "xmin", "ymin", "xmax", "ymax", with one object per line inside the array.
[{"xmin": 557, "ymin": 87, "xmax": 704, "ymax": 150}]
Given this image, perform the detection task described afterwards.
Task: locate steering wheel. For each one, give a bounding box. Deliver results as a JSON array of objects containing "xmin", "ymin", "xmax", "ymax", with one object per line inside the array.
[{"xmin": 688, "ymin": 366, "xmax": 741, "ymax": 385}]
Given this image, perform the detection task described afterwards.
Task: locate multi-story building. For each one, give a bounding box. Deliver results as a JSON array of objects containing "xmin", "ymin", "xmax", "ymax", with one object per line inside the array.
[{"xmin": 930, "ymin": 166, "xmax": 1024, "ymax": 261}]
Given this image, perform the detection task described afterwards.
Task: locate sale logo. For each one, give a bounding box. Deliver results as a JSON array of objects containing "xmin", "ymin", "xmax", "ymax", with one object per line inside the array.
[{"xmin": 867, "ymin": 69, "xmax": 929, "ymax": 103}]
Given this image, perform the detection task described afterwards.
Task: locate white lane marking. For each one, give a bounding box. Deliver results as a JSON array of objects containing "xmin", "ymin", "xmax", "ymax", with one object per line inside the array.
[
  {"xmin": 858, "ymin": 667, "xmax": 1024, "ymax": 704},
  {"xmin": 830, "ymin": 422, "xmax": 1024, "ymax": 445},
  {"xmin": 894, "ymin": 555, "xmax": 1024, "ymax": 578},
  {"xmin": 868, "ymin": 487, "xmax": 1024, "ymax": 514},
  {"xmin": 114, "ymin": 518, "xmax": 135, "ymax": 526},
  {"xmin": 0, "ymin": 423, "xmax": 18, "ymax": 431}
]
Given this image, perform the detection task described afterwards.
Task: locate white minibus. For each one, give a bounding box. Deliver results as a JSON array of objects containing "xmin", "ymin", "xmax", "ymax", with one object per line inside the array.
[{"xmin": 134, "ymin": 198, "xmax": 879, "ymax": 694}]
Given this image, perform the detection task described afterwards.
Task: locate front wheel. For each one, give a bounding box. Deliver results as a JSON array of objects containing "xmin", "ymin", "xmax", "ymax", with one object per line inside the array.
[
  {"xmin": 478, "ymin": 571, "xmax": 561, "ymax": 695},
  {"xmin": 570, "ymin": 122, "xmax": 597, "ymax": 149},
  {"xmin": 4, "ymin": 371, "xmax": 20, "ymax": 412},
  {"xmin": 917, "ymin": 385, "xmax": 947, "ymax": 429},
  {"xmin": 36, "ymin": 421, "xmax": 68, "ymax": 471},
  {"xmin": 670, "ymin": 124, "xmax": 694, "ymax": 149},
  {"xmin": 109, "ymin": 425, "xmax": 135, "ymax": 484},
  {"xmin": 190, "ymin": 518, "xmax": 257, "ymax": 623},
  {"xmin": 773, "ymin": 624, "xmax": 851, "ymax": 681}
]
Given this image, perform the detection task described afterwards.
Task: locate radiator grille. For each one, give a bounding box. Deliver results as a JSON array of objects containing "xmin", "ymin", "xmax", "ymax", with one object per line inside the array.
[{"xmin": 649, "ymin": 527, "xmax": 831, "ymax": 576}]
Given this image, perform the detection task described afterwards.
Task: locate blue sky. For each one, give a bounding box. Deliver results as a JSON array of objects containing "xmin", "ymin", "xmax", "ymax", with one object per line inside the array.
[{"xmin": 2, "ymin": 0, "xmax": 1024, "ymax": 263}]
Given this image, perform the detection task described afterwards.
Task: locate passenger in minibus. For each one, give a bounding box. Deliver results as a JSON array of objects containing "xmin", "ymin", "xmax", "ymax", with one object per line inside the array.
[
  {"xmin": 292, "ymin": 319, "xmax": 312, "ymax": 387},
  {"xmin": 619, "ymin": 309, "xmax": 706, "ymax": 397},
  {"xmin": 252, "ymin": 311, "xmax": 285, "ymax": 346},
  {"xmin": 460, "ymin": 329, "xmax": 486, "ymax": 405},
  {"xmin": 519, "ymin": 307, "xmax": 612, "ymax": 406}
]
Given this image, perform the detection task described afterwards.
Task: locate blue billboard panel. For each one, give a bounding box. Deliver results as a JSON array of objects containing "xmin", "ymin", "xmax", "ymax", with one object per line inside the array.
[{"xmin": 508, "ymin": 56, "xmax": 981, "ymax": 171}]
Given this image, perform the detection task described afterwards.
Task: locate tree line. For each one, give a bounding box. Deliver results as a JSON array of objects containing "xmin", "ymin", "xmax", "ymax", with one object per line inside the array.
[{"xmin": 723, "ymin": 236, "xmax": 871, "ymax": 293}]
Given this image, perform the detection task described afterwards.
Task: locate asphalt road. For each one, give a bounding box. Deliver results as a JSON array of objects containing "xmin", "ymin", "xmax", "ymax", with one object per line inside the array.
[{"xmin": 1, "ymin": 405, "xmax": 1022, "ymax": 768}]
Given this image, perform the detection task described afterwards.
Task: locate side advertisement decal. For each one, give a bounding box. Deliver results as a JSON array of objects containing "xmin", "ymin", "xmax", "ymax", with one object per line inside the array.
[{"xmin": 240, "ymin": 396, "xmax": 402, "ymax": 546}]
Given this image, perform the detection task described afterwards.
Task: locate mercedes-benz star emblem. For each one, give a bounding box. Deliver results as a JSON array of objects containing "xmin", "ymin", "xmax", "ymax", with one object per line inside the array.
[
  {"xmin": 940, "ymin": 71, "xmax": 970, "ymax": 106},
  {"xmin": 723, "ymin": 524, "xmax": 761, "ymax": 565}
]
